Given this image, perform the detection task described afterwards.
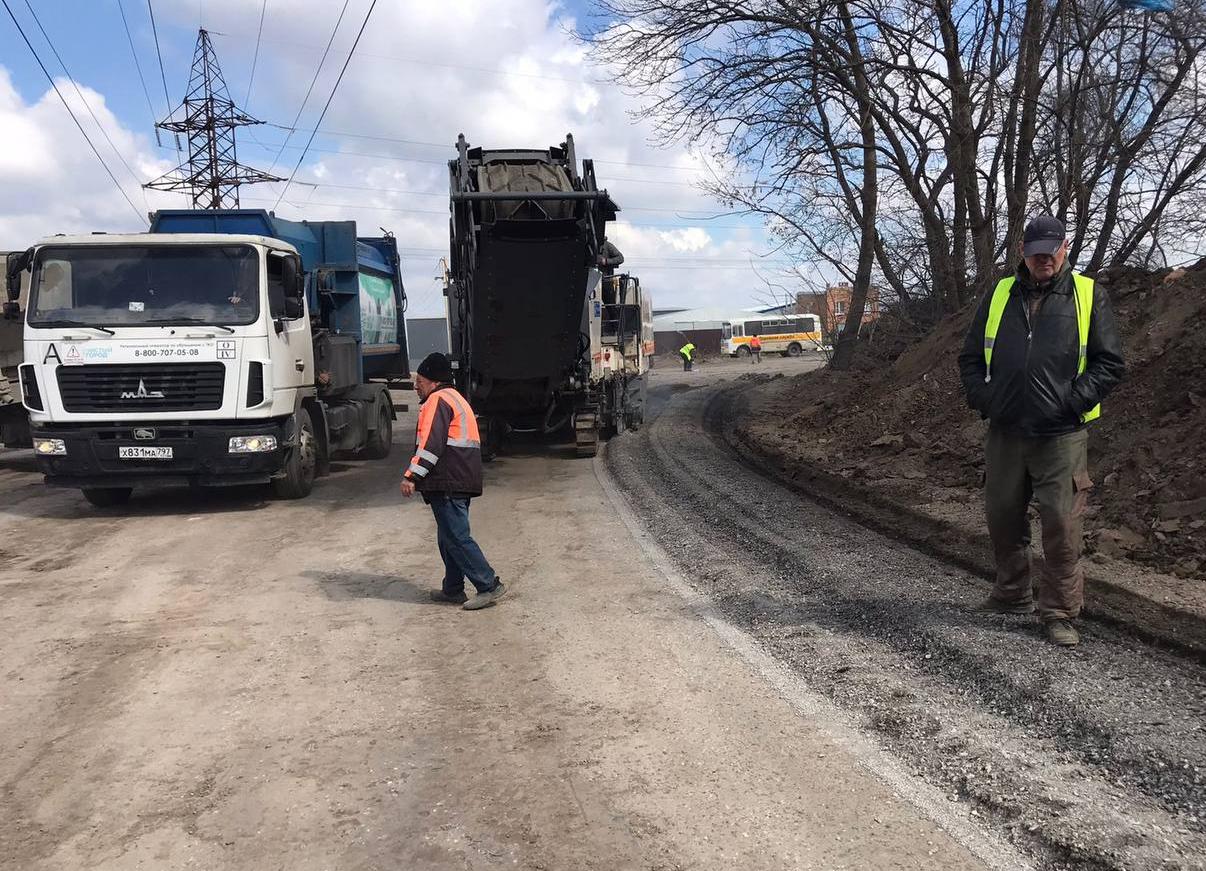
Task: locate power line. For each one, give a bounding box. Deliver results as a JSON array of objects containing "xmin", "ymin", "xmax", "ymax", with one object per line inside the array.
[
  {"xmin": 265, "ymin": 0, "xmax": 350, "ymax": 175},
  {"xmin": 1, "ymin": 0, "xmax": 146, "ymax": 224},
  {"xmin": 145, "ymin": 29, "xmax": 281, "ymax": 209},
  {"xmin": 146, "ymin": 0, "xmax": 182, "ymax": 162},
  {"xmin": 274, "ymin": 0, "xmax": 378, "ymax": 209},
  {"xmin": 22, "ymin": 0, "xmax": 147, "ymax": 206},
  {"xmin": 259, "ymin": 122, "xmax": 705, "ymax": 171},
  {"xmin": 246, "ymin": 191, "xmax": 746, "ymax": 217},
  {"xmin": 117, "ymin": 0, "xmax": 162, "ymax": 147},
  {"xmin": 242, "ymin": 137, "xmax": 706, "ymax": 187},
  {"xmin": 253, "ymin": 180, "xmax": 760, "ymax": 227},
  {"xmin": 244, "ymin": 0, "xmax": 267, "ymax": 108},
  {"xmin": 212, "ymin": 30, "xmax": 605, "ymax": 88}
]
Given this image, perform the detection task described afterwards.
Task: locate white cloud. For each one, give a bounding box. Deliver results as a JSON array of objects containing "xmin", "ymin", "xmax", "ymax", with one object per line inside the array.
[
  {"xmin": 1, "ymin": 0, "xmax": 787, "ymax": 316},
  {"xmin": 0, "ymin": 68, "xmax": 175, "ymax": 246}
]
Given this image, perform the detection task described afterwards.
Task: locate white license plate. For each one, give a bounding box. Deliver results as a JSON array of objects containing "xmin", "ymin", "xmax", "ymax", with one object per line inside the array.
[{"xmin": 118, "ymin": 446, "xmax": 173, "ymax": 460}]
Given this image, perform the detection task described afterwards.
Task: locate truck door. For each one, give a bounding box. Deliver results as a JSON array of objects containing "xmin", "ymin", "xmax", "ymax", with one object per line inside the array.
[{"xmin": 266, "ymin": 251, "xmax": 313, "ymax": 399}]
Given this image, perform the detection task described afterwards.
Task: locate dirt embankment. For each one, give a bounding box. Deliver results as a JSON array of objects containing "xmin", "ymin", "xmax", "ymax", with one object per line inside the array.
[{"xmin": 738, "ymin": 260, "xmax": 1206, "ymax": 593}]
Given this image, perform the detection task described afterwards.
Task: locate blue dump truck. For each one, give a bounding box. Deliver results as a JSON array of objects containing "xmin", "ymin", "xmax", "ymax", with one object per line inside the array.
[{"xmin": 4, "ymin": 209, "xmax": 409, "ymax": 505}]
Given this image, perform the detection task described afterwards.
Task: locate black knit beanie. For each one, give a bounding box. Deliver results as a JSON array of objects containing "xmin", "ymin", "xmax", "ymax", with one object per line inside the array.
[{"xmin": 417, "ymin": 352, "xmax": 454, "ymax": 383}]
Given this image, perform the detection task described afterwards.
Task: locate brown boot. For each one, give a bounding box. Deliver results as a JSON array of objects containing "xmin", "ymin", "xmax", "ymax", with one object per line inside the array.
[{"xmin": 1045, "ymin": 619, "xmax": 1080, "ymax": 647}]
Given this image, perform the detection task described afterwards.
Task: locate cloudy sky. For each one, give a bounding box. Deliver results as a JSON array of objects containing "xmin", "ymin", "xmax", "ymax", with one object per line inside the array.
[{"xmin": 0, "ymin": 0, "xmax": 792, "ymax": 316}]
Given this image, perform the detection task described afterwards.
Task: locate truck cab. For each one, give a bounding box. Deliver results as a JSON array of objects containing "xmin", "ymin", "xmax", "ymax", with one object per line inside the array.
[{"xmin": 8, "ymin": 210, "xmax": 409, "ymax": 506}]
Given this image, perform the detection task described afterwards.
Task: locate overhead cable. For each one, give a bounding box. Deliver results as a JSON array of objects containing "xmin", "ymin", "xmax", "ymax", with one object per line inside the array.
[
  {"xmin": 1, "ymin": 0, "xmax": 147, "ymax": 224},
  {"xmin": 274, "ymin": 0, "xmax": 379, "ymax": 210}
]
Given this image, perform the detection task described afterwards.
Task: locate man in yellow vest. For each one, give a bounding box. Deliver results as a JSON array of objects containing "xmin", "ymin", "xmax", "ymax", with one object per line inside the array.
[
  {"xmin": 679, "ymin": 341, "xmax": 696, "ymax": 371},
  {"xmin": 958, "ymin": 215, "xmax": 1124, "ymax": 647}
]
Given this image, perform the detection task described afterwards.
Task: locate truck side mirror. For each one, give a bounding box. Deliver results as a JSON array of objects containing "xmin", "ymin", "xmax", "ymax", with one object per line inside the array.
[
  {"xmin": 282, "ymin": 256, "xmax": 305, "ymax": 319},
  {"xmin": 6, "ymin": 247, "xmax": 32, "ymax": 305}
]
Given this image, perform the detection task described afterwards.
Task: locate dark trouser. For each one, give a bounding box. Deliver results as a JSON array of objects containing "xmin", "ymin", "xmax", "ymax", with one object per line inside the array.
[
  {"xmin": 429, "ymin": 495, "xmax": 498, "ymax": 596},
  {"xmin": 984, "ymin": 427, "xmax": 1093, "ymax": 621},
  {"xmin": 681, "ymin": 354, "xmax": 692, "ymax": 371},
  {"xmin": 752, "ymin": 349, "xmax": 761, "ymax": 363}
]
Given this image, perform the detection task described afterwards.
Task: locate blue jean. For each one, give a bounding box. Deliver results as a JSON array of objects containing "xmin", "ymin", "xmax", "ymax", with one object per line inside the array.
[{"xmin": 429, "ymin": 496, "xmax": 498, "ymax": 595}]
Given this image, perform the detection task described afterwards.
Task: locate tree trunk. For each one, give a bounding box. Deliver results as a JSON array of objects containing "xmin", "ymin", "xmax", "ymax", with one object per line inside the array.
[
  {"xmin": 830, "ymin": 1, "xmax": 877, "ymax": 372},
  {"xmin": 1005, "ymin": 0, "xmax": 1047, "ymax": 260}
]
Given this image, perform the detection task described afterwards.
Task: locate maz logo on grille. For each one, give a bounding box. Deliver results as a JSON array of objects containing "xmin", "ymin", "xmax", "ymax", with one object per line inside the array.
[{"xmin": 120, "ymin": 379, "xmax": 166, "ymax": 400}]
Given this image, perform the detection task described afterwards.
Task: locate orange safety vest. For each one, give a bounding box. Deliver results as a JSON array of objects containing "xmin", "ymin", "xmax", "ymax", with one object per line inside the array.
[
  {"xmin": 405, "ymin": 386, "xmax": 483, "ymax": 495},
  {"xmin": 749, "ymin": 336, "xmax": 762, "ymax": 350}
]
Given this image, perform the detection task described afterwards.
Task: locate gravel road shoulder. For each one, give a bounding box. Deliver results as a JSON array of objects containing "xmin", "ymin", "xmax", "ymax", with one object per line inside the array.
[{"xmin": 606, "ymin": 358, "xmax": 1206, "ymax": 871}]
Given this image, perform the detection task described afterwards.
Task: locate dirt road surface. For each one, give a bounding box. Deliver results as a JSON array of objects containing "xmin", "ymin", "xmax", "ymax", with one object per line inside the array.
[
  {"xmin": 2, "ymin": 354, "xmax": 1199, "ymax": 870},
  {"xmin": 2, "ymin": 371, "xmax": 1012, "ymax": 871}
]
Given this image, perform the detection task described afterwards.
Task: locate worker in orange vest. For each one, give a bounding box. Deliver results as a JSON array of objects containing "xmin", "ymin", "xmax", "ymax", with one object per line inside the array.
[
  {"xmin": 749, "ymin": 334, "xmax": 762, "ymax": 363},
  {"xmin": 402, "ymin": 353, "xmax": 506, "ymax": 611}
]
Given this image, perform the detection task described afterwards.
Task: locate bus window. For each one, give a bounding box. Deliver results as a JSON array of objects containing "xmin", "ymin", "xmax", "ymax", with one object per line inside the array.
[
  {"xmin": 734, "ymin": 323, "xmax": 744, "ymax": 337},
  {"xmin": 722, "ymin": 323, "xmax": 733, "ymax": 339},
  {"xmin": 744, "ymin": 320, "xmax": 762, "ymax": 336}
]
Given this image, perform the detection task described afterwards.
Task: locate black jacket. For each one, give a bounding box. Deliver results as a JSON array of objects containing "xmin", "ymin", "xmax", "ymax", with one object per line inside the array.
[
  {"xmin": 404, "ymin": 385, "xmax": 484, "ymax": 498},
  {"xmin": 958, "ymin": 263, "xmax": 1125, "ymax": 437},
  {"xmin": 598, "ymin": 240, "xmax": 624, "ymax": 275}
]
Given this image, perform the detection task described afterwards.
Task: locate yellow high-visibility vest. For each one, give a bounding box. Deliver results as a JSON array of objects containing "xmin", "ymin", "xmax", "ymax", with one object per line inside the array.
[{"xmin": 983, "ymin": 272, "xmax": 1100, "ymax": 423}]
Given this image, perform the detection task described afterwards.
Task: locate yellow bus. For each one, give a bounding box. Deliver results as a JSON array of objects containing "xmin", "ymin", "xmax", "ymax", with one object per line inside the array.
[{"xmin": 721, "ymin": 314, "xmax": 823, "ymax": 357}]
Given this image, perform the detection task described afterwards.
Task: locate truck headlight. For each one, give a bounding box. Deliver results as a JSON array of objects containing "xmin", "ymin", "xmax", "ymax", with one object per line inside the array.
[
  {"xmin": 34, "ymin": 438, "xmax": 67, "ymax": 456},
  {"xmin": 229, "ymin": 435, "xmax": 278, "ymax": 453}
]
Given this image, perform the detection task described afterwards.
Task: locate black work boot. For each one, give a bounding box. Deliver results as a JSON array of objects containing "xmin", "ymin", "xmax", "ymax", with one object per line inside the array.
[
  {"xmin": 975, "ymin": 596, "xmax": 1035, "ymax": 615},
  {"xmin": 430, "ymin": 590, "xmax": 468, "ymax": 605},
  {"xmin": 463, "ymin": 580, "xmax": 507, "ymax": 611}
]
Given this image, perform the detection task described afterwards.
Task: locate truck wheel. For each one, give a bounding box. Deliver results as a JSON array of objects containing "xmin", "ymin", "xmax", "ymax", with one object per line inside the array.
[
  {"xmin": 82, "ymin": 487, "xmax": 132, "ymax": 508},
  {"xmin": 272, "ymin": 411, "xmax": 317, "ymax": 499},
  {"xmin": 362, "ymin": 404, "xmax": 393, "ymax": 460},
  {"xmin": 787, "ymin": 342, "xmax": 803, "ymax": 357}
]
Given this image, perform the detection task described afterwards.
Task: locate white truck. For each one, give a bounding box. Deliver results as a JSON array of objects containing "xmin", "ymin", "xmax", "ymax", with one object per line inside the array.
[{"xmin": 5, "ymin": 209, "xmax": 410, "ymax": 506}]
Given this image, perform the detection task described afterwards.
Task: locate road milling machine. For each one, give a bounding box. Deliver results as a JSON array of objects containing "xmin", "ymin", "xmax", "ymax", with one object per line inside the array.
[{"xmin": 446, "ymin": 133, "xmax": 651, "ymax": 457}]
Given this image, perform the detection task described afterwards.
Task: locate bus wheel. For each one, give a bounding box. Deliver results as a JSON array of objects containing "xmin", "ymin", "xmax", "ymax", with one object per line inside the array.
[
  {"xmin": 736, "ymin": 345, "xmax": 751, "ymax": 357},
  {"xmin": 787, "ymin": 342, "xmax": 803, "ymax": 357}
]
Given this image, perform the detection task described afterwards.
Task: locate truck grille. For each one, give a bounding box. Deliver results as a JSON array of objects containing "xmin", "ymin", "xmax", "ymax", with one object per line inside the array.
[{"xmin": 57, "ymin": 363, "xmax": 226, "ymax": 413}]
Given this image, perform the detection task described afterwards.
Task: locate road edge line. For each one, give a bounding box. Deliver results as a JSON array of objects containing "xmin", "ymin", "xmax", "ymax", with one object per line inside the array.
[{"xmin": 594, "ymin": 447, "xmax": 1034, "ymax": 871}]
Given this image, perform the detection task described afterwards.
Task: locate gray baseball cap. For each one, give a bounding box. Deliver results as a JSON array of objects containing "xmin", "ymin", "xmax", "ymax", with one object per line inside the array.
[{"xmin": 1023, "ymin": 215, "xmax": 1066, "ymax": 257}]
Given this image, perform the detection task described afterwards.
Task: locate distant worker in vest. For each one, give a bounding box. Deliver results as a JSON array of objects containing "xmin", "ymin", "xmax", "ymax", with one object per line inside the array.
[
  {"xmin": 402, "ymin": 353, "xmax": 506, "ymax": 611},
  {"xmin": 679, "ymin": 341, "xmax": 696, "ymax": 371},
  {"xmin": 749, "ymin": 334, "xmax": 762, "ymax": 363},
  {"xmin": 958, "ymin": 215, "xmax": 1124, "ymax": 647},
  {"xmin": 597, "ymin": 237, "xmax": 625, "ymax": 276}
]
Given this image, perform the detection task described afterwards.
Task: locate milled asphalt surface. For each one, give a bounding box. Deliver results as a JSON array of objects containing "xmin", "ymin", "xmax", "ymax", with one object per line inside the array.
[{"xmin": 605, "ymin": 358, "xmax": 1206, "ymax": 871}]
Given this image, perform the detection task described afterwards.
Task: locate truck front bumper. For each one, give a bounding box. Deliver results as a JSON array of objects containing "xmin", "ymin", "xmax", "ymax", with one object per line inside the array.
[{"xmin": 32, "ymin": 419, "xmax": 291, "ymax": 489}]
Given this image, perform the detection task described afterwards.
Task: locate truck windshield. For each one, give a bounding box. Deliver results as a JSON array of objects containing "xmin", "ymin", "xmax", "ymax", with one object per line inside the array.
[{"xmin": 29, "ymin": 245, "xmax": 259, "ymax": 328}]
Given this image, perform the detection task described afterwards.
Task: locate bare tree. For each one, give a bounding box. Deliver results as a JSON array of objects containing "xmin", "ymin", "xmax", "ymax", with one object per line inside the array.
[{"xmin": 584, "ymin": 0, "xmax": 1206, "ymax": 370}]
